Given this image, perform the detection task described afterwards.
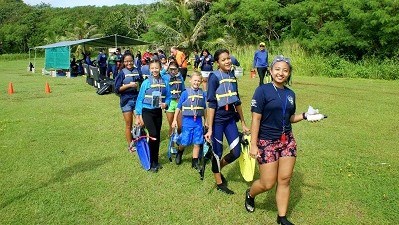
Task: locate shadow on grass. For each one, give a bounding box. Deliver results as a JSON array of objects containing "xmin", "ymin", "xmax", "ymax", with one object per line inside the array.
[
  {"xmin": 226, "ymin": 162, "xmax": 324, "ymax": 215},
  {"xmin": 0, "ymin": 156, "xmax": 114, "ymax": 209}
]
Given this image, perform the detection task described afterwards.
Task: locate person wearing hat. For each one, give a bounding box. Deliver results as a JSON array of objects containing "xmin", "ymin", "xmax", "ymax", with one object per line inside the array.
[
  {"xmin": 244, "ymin": 55, "xmax": 326, "ymax": 225},
  {"xmin": 252, "ymin": 42, "xmax": 269, "ymax": 86}
]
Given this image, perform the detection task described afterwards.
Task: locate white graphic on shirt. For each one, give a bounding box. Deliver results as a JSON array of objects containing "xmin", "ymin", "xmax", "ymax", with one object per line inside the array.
[
  {"xmin": 251, "ymin": 99, "xmax": 257, "ymax": 107},
  {"xmin": 287, "ymin": 95, "xmax": 294, "ymax": 105}
]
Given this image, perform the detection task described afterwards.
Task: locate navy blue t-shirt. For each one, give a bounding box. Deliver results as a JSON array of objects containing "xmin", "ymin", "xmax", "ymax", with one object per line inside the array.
[
  {"xmin": 207, "ymin": 71, "xmax": 241, "ymax": 124},
  {"xmin": 251, "ymin": 83, "xmax": 296, "ymax": 140}
]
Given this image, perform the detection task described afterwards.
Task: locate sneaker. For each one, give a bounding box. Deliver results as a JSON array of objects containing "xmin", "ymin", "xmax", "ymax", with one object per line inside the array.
[
  {"xmin": 128, "ymin": 141, "xmax": 136, "ymax": 153},
  {"xmin": 221, "ymin": 173, "xmax": 228, "ymax": 185},
  {"xmin": 150, "ymin": 162, "xmax": 159, "ymax": 173},
  {"xmin": 155, "ymin": 163, "xmax": 163, "ymax": 170},
  {"xmin": 277, "ymin": 216, "xmax": 294, "ymax": 225},
  {"xmin": 216, "ymin": 183, "xmax": 234, "ymax": 195},
  {"xmin": 245, "ymin": 189, "xmax": 255, "ymax": 212},
  {"xmin": 191, "ymin": 158, "xmax": 199, "ymax": 170},
  {"xmin": 175, "ymin": 151, "xmax": 183, "ymax": 165}
]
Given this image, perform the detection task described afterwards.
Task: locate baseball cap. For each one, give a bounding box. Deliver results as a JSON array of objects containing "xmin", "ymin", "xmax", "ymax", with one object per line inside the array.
[{"xmin": 259, "ymin": 42, "xmax": 265, "ymax": 46}]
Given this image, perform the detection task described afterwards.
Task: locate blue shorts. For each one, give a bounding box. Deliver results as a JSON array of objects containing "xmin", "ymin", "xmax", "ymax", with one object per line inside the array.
[
  {"xmin": 178, "ymin": 126, "xmax": 204, "ymax": 146},
  {"xmin": 121, "ymin": 99, "xmax": 136, "ymax": 113}
]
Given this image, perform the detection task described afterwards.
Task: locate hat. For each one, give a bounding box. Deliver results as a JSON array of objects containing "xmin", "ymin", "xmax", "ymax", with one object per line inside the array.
[{"xmin": 259, "ymin": 42, "xmax": 265, "ymax": 46}]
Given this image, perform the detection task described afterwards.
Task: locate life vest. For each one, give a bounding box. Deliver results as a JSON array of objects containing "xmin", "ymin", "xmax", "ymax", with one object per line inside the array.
[
  {"xmin": 169, "ymin": 75, "xmax": 183, "ymax": 99},
  {"xmin": 214, "ymin": 70, "xmax": 239, "ymax": 107},
  {"xmin": 122, "ymin": 68, "xmax": 141, "ymax": 92},
  {"xmin": 181, "ymin": 88, "xmax": 206, "ymax": 117},
  {"xmin": 143, "ymin": 76, "xmax": 167, "ymax": 106}
]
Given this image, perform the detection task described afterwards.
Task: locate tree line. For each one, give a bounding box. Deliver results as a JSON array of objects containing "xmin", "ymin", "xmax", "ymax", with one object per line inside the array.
[{"xmin": 1, "ymin": 0, "xmax": 398, "ymax": 61}]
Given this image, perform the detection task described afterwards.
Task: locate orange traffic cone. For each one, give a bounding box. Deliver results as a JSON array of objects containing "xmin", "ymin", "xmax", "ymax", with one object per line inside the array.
[
  {"xmin": 250, "ymin": 69, "xmax": 256, "ymax": 78},
  {"xmin": 45, "ymin": 82, "xmax": 51, "ymax": 94},
  {"xmin": 8, "ymin": 82, "xmax": 14, "ymax": 95}
]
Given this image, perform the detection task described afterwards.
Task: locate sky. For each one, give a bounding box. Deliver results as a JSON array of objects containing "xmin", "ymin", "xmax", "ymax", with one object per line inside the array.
[{"xmin": 23, "ymin": 0, "xmax": 159, "ymax": 7}]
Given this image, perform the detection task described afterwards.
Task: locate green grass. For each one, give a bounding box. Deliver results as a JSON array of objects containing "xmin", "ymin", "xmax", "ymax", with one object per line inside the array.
[{"xmin": 1, "ymin": 59, "xmax": 398, "ymax": 224}]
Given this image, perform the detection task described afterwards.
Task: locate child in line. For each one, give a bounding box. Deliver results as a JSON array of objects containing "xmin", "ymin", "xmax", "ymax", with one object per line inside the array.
[
  {"xmin": 172, "ymin": 71, "xmax": 207, "ymax": 169},
  {"xmin": 161, "ymin": 61, "xmax": 185, "ymax": 137},
  {"xmin": 135, "ymin": 60, "xmax": 171, "ymax": 172},
  {"xmin": 204, "ymin": 49, "xmax": 250, "ymax": 195},
  {"xmin": 114, "ymin": 53, "xmax": 143, "ymax": 152}
]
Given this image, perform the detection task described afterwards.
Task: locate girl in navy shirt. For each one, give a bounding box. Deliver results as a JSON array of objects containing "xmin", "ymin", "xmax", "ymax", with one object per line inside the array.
[
  {"xmin": 114, "ymin": 53, "xmax": 143, "ymax": 153},
  {"xmin": 204, "ymin": 49, "xmax": 250, "ymax": 195},
  {"xmin": 245, "ymin": 55, "xmax": 323, "ymax": 225}
]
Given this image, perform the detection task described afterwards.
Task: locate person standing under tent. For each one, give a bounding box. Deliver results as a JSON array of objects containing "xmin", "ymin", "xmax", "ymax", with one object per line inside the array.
[
  {"xmin": 97, "ymin": 49, "xmax": 108, "ymax": 80},
  {"xmin": 107, "ymin": 51, "xmax": 118, "ymax": 80},
  {"xmin": 204, "ymin": 49, "xmax": 250, "ymax": 195}
]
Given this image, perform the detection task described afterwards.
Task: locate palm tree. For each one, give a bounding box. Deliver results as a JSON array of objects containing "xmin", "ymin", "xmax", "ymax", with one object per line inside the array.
[
  {"xmin": 64, "ymin": 21, "xmax": 104, "ymax": 59},
  {"xmin": 153, "ymin": 0, "xmax": 211, "ymax": 52}
]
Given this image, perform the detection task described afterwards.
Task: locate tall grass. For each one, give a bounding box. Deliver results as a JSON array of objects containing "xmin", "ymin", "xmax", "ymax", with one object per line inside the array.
[{"xmin": 231, "ymin": 40, "xmax": 399, "ymax": 80}]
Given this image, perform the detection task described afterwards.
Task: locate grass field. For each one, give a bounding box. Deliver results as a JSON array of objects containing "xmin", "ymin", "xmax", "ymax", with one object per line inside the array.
[{"xmin": 1, "ymin": 59, "xmax": 398, "ymax": 224}]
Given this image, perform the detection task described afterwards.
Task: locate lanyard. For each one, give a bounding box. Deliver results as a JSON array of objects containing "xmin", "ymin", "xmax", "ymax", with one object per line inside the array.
[{"xmin": 272, "ymin": 83, "xmax": 287, "ymax": 133}]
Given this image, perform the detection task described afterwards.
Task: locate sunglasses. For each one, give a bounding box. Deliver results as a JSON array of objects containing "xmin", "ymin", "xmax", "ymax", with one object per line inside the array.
[
  {"xmin": 271, "ymin": 55, "xmax": 291, "ymax": 67},
  {"xmin": 259, "ymin": 45, "xmax": 265, "ymax": 47}
]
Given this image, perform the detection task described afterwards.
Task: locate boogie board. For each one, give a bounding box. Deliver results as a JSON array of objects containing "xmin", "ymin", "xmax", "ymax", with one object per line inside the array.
[
  {"xmin": 132, "ymin": 126, "xmax": 154, "ymax": 171},
  {"xmin": 238, "ymin": 133, "xmax": 256, "ymax": 182},
  {"xmin": 136, "ymin": 137, "xmax": 151, "ymax": 171}
]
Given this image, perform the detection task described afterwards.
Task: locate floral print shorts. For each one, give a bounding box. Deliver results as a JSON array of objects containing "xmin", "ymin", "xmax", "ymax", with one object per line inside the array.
[{"xmin": 257, "ymin": 132, "xmax": 297, "ymax": 164}]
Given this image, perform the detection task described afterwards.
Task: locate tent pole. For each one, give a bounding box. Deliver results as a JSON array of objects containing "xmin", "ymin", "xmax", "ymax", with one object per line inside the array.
[
  {"xmin": 115, "ymin": 34, "xmax": 118, "ymax": 48},
  {"xmin": 28, "ymin": 48, "xmax": 31, "ymax": 69}
]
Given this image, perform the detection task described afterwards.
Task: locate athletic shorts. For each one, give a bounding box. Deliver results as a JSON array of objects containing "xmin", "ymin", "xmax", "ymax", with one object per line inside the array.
[
  {"xmin": 178, "ymin": 125, "xmax": 204, "ymax": 146},
  {"xmin": 121, "ymin": 99, "xmax": 136, "ymax": 113},
  {"xmin": 166, "ymin": 99, "xmax": 178, "ymax": 112},
  {"xmin": 257, "ymin": 131, "xmax": 297, "ymax": 164}
]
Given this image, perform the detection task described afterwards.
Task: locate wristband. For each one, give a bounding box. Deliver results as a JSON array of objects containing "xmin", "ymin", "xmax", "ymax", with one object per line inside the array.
[{"xmin": 302, "ymin": 112, "xmax": 307, "ymax": 120}]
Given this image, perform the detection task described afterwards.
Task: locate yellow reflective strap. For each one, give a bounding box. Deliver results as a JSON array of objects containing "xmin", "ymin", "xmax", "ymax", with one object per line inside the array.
[
  {"xmin": 182, "ymin": 106, "xmax": 204, "ymax": 110},
  {"xmin": 216, "ymin": 91, "xmax": 237, "ymax": 100},
  {"xmin": 145, "ymin": 95, "xmax": 166, "ymax": 98},
  {"xmin": 169, "ymin": 80, "xmax": 182, "ymax": 85},
  {"xmin": 171, "ymin": 90, "xmax": 181, "ymax": 94},
  {"xmin": 219, "ymin": 78, "xmax": 236, "ymax": 84},
  {"xmin": 190, "ymin": 95, "xmax": 203, "ymax": 99},
  {"xmin": 150, "ymin": 84, "xmax": 166, "ymax": 88},
  {"xmin": 125, "ymin": 74, "xmax": 139, "ymax": 77}
]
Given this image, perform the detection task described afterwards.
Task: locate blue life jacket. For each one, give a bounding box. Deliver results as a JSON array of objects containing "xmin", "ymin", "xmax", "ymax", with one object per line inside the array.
[
  {"xmin": 169, "ymin": 75, "xmax": 183, "ymax": 99},
  {"xmin": 181, "ymin": 88, "xmax": 206, "ymax": 117},
  {"xmin": 143, "ymin": 76, "xmax": 167, "ymax": 106},
  {"xmin": 214, "ymin": 70, "xmax": 239, "ymax": 107},
  {"xmin": 122, "ymin": 68, "xmax": 141, "ymax": 92}
]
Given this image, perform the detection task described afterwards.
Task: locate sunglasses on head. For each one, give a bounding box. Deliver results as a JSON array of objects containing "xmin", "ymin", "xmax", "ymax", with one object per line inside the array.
[{"xmin": 272, "ymin": 55, "xmax": 291, "ymax": 67}]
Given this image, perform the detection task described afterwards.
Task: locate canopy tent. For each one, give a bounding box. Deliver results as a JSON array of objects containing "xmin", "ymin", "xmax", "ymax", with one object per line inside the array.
[{"xmin": 31, "ymin": 34, "xmax": 150, "ymax": 70}]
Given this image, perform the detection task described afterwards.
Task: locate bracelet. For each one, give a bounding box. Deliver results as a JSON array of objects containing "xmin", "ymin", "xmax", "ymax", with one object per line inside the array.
[{"xmin": 302, "ymin": 112, "xmax": 307, "ymax": 120}]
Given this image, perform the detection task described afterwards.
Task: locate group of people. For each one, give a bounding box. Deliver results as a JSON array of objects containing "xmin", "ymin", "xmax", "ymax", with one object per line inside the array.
[{"xmin": 113, "ymin": 44, "xmax": 324, "ymax": 225}]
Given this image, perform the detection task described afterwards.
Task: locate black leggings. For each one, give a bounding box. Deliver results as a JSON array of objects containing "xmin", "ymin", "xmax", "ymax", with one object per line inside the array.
[
  {"xmin": 179, "ymin": 68, "xmax": 188, "ymax": 81},
  {"xmin": 142, "ymin": 108, "xmax": 163, "ymax": 164},
  {"xmin": 257, "ymin": 67, "xmax": 268, "ymax": 86}
]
